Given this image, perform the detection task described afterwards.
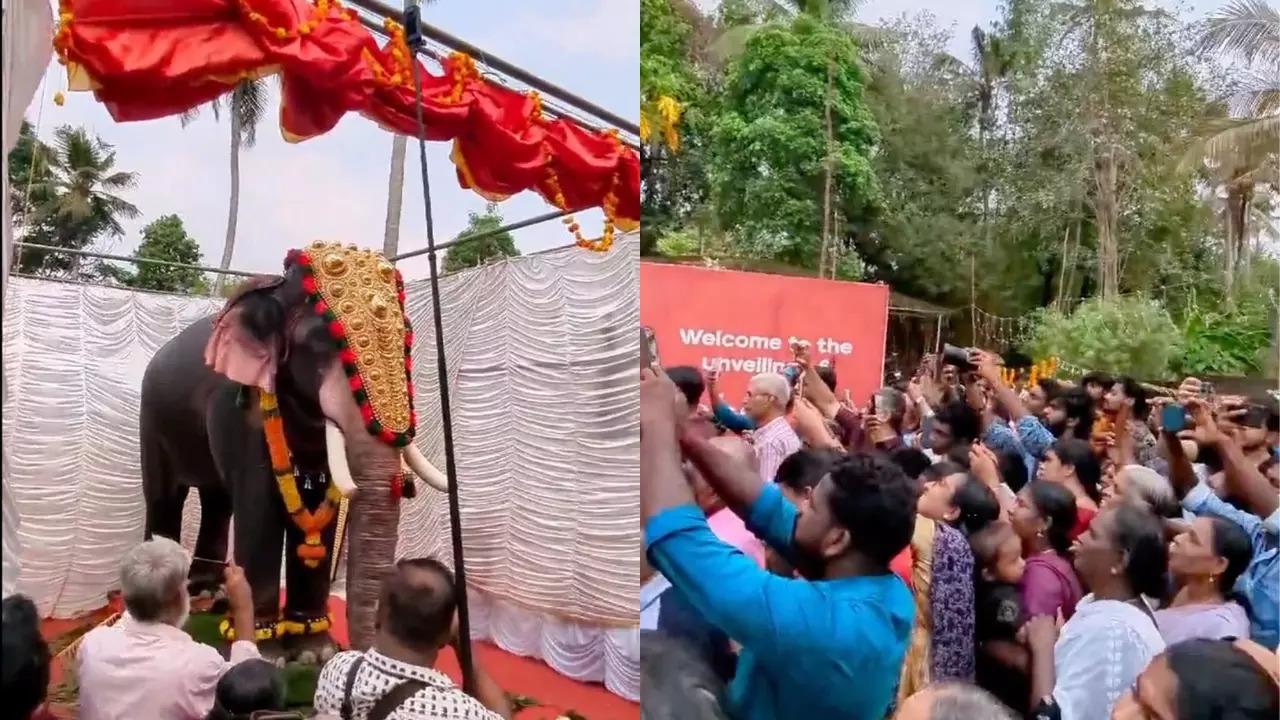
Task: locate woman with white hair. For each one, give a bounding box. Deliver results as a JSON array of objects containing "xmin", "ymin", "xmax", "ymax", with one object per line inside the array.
[
  {"xmin": 76, "ymin": 537, "xmax": 261, "ymax": 720},
  {"xmin": 1104, "ymin": 464, "xmax": 1182, "ymax": 519}
]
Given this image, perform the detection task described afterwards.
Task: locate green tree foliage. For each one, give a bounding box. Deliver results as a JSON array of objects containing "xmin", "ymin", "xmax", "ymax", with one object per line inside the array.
[
  {"xmin": 105, "ymin": 215, "xmax": 209, "ymax": 294},
  {"xmin": 441, "ymin": 203, "xmax": 519, "ymax": 273},
  {"xmin": 8, "ymin": 123, "xmax": 141, "ymax": 279},
  {"xmin": 642, "ymin": 0, "xmax": 1277, "ymax": 376},
  {"xmin": 640, "ymin": 0, "xmax": 714, "ymax": 255},
  {"xmin": 1172, "ymin": 272, "xmax": 1277, "ymax": 376},
  {"xmin": 1023, "ymin": 297, "xmax": 1182, "ymax": 378},
  {"xmin": 709, "ymin": 14, "xmax": 880, "ymax": 271}
]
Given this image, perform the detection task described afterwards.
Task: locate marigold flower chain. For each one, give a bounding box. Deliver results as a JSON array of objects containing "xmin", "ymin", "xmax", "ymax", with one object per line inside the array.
[{"xmin": 259, "ymin": 390, "xmax": 343, "ymax": 569}]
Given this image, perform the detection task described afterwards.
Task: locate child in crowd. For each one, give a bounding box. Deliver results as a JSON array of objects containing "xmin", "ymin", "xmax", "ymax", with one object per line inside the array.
[{"xmin": 968, "ymin": 521, "xmax": 1031, "ymax": 713}]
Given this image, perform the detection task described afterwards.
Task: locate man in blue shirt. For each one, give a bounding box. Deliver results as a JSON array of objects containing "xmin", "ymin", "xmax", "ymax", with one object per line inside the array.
[
  {"xmin": 1164, "ymin": 402, "xmax": 1278, "ymax": 648},
  {"xmin": 640, "ymin": 368, "xmax": 917, "ymax": 720}
]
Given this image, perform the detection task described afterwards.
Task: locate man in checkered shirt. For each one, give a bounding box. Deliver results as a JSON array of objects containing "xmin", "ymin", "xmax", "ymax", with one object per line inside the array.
[
  {"xmin": 313, "ymin": 558, "xmax": 510, "ymax": 719},
  {"xmin": 743, "ymin": 373, "xmax": 803, "ymax": 484}
]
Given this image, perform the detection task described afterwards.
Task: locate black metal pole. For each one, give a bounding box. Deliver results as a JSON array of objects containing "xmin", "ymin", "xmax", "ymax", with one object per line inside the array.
[
  {"xmin": 401, "ymin": 2, "xmax": 476, "ymax": 696},
  {"xmin": 390, "ymin": 209, "xmax": 570, "ymax": 263},
  {"xmin": 346, "ymin": 0, "xmax": 639, "ymax": 137},
  {"xmin": 11, "ymin": 242, "xmax": 257, "ymax": 277}
]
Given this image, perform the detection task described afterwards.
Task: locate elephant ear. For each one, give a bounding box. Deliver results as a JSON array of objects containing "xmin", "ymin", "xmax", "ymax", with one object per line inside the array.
[{"xmin": 204, "ymin": 275, "xmax": 288, "ymax": 392}]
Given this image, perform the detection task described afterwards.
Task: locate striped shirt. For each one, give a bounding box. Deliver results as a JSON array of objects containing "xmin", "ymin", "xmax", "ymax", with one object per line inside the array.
[{"xmin": 752, "ymin": 415, "xmax": 802, "ymax": 483}]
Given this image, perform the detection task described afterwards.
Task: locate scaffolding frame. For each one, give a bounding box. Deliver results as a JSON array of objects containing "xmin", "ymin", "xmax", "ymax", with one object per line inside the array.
[{"xmin": 15, "ymin": 2, "xmax": 639, "ymax": 695}]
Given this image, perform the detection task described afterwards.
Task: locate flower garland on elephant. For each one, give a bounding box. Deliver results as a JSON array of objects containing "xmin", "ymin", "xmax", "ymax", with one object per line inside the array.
[{"xmin": 221, "ymin": 242, "xmax": 421, "ymax": 643}]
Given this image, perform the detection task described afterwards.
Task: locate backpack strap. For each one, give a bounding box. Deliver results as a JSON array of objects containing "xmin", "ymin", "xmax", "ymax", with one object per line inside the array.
[
  {"xmin": 367, "ymin": 680, "xmax": 429, "ymax": 720},
  {"xmin": 339, "ymin": 656, "xmax": 366, "ymax": 720}
]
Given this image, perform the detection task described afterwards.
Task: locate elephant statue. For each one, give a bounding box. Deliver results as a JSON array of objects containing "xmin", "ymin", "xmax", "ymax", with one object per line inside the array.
[{"xmin": 139, "ymin": 241, "xmax": 448, "ymax": 663}]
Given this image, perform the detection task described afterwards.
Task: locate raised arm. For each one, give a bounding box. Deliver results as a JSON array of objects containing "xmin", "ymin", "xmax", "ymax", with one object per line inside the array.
[
  {"xmin": 975, "ymin": 351, "xmax": 1054, "ymax": 458},
  {"xmin": 1191, "ymin": 400, "xmax": 1278, "ymax": 520},
  {"xmin": 680, "ymin": 431, "xmax": 768, "ymax": 517},
  {"xmin": 641, "ymin": 369, "xmax": 698, "ymax": 524},
  {"xmin": 706, "ymin": 369, "xmax": 756, "ymax": 432}
]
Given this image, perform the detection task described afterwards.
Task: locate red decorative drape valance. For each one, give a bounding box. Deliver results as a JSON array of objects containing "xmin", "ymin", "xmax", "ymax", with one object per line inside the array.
[{"xmin": 52, "ymin": 0, "xmax": 640, "ymax": 246}]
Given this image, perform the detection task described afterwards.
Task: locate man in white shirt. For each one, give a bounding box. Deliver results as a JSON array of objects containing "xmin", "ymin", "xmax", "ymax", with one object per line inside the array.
[
  {"xmin": 77, "ymin": 537, "xmax": 262, "ymax": 720},
  {"xmin": 313, "ymin": 557, "xmax": 511, "ymax": 719}
]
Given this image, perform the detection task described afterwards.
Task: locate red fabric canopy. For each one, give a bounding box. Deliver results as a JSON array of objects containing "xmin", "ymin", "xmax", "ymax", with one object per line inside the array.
[{"xmin": 52, "ymin": 0, "xmax": 639, "ymax": 240}]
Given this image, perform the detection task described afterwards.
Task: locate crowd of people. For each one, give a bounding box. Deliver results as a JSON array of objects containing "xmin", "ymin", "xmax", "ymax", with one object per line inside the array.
[
  {"xmin": 4, "ymin": 339, "xmax": 1278, "ymax": 720},
  {"xmin": 640, "ymin": 343, "xmax": 1279, "ymax": 720},
  {"xmin": 2, "ymin": 536, "xmax": 512, "ymax": 719}
]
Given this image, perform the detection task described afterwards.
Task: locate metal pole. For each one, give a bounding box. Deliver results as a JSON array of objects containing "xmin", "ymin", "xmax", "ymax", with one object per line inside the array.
[
  {"xmin": 390, "ymin": 209, "xmax": 570, "ymax": 263},
  {"xmin": 402, "ymin": 2, "xmax": 476, "ymax": 696},
  {"xmin": 345, "ymin": 0, "xmax": 639, "ymax": 137},
  {"xmin": 11, "ymin": 242, "xmax": 257, "ymax": 277}
]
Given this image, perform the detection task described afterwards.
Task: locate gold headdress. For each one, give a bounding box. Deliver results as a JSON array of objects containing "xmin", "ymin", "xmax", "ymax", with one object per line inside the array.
[{"xmin": 290, "ymin": 241, "xmax": 416, "ymax": 446}]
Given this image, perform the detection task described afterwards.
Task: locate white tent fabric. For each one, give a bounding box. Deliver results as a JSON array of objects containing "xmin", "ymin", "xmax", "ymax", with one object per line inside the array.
[
  {"xmin": 2, "ymin": 236, "xmax": 640, "ymax": 699},
  {"xmin": 2, "ymin": 0, "xmax": 55, "ymax": 599}
]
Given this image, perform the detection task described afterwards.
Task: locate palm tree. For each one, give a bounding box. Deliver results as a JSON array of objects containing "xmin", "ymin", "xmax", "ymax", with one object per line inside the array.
[
  {"xmin": 932, "ymin": 27, "xmax": 1014, "ymax": 249},
  {"xmin": 381, "ymin": 0, "xmax": 437, "ymax": 261},
  {"xmin": 382, "ymin": 134, "xmax": 408, "ymax": 258},
  {"xmin": 1186, "ymin": 0, "xmax": 1279, "ymax": 299},
  {"xmin": 20, "ymin": 125, "xmax": 140, "ymax": 277},
  {"xmin": 180, "ymin": 78, "xmax": 269, "ymax": 294}
]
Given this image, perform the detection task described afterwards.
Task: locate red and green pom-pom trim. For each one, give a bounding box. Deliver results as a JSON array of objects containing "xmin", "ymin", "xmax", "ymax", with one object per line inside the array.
[{"xmin": 288, "ymin": 249, "xmax": 417, "ymax": 448}]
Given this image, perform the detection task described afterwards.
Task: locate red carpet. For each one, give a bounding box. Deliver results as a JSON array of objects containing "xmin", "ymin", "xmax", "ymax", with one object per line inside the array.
[{"xmin": 42, "ymin": 595, "xmax": 638, "ymax": 720}]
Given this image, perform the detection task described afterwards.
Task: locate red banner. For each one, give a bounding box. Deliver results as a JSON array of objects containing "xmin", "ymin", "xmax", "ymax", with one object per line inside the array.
[
  {"xmin": 51, "ymin": 0, "xmax": 639, "ymax": 235},
  {"xmin": 639, "ymin": 264, "xmax": 889, "ymax": 408}
]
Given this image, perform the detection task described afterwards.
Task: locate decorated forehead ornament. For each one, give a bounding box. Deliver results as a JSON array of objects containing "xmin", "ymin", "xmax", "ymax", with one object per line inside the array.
[{"xmin": 286, "ymin": 241, "xmax": 416, "ymax": 447}]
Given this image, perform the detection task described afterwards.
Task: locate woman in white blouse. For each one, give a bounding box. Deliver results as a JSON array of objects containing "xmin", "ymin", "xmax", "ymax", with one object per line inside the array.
[{"xmin": 1025, "ymin": 503, "xmax": 1168, "ymax": 720}]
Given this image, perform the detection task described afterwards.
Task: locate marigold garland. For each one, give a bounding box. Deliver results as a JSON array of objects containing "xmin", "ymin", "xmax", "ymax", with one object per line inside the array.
[
  {"xmin": 260, "ymin": 390, "xmax": 343, "ymax": 569},
  {"xmin": 50, "ymin": 0, "xmax": 641, "ymax": 234},
  {"xmin": 544, "ymin": 130, "xmax": 623, "ymax": 253}
]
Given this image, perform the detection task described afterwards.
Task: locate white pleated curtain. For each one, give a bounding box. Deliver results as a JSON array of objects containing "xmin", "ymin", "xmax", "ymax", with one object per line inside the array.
[
  {"xmin": 2, "ymin": 236, "xmax": 639, "ymax": 628},
  {"xmin": 2, "ymin": 0, "xmax": 56, "ymax": 599}
]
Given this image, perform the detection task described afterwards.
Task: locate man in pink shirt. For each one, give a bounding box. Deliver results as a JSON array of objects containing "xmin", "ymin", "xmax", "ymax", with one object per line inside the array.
[
  {"xmin": 77, "ymin": 537, "xmax": 262, "ymax": 720},
  {"xmin": 693, "ymin": 436, "xmax": 766, "ymax": 566}
]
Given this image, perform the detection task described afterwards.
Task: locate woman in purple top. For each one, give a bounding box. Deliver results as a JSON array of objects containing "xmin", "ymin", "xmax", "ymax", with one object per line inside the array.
[
  {"xmin": 1011, "ymin": 482, "xmax": 1084, "ymax": 619},
  {"xmin": 1156, "ymin": 515, "xmax": 1253, "ymax": 644}
]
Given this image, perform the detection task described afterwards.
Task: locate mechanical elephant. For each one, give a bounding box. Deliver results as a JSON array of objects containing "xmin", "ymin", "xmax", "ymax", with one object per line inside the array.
[{"xmin": 139, "ymin": 242, "xmax": 447, "ymax": 662}]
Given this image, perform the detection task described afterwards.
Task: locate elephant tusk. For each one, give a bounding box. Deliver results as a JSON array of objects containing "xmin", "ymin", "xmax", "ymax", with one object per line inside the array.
[
  {"xmin": 401, "ymin": 443, "xmax": 449, "ymax": 493},
  {"xmin": 324, "ymin": 421, "xmax": 359, "ymax": 498}
]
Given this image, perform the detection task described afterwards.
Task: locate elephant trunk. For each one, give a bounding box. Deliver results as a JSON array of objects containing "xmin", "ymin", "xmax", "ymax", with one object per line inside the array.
[
  {"xmin": 342, "ymin": 441, "xmax": 449, "ymax": 650},
  {"xmin": 342, "ymin": 444, "xmax": 402, "ymax": 652}
]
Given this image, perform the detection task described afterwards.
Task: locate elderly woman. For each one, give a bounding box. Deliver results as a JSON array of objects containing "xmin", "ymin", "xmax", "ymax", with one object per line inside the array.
[
  {"xmin": 77, "ymin": 537, "xmax": 261, "ymax": 719},
  {"xmin": 1025, "ymin": 504, "xmax": 1167, "ymax": 720},
  {"xmin": 1103, "ymin": 464, "xmax": 1182, "ymax": 519}
]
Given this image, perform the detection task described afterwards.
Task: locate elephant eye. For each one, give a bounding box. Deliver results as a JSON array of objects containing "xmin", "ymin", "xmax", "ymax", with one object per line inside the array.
[{"xmin": 289, "ymin": 313, "xmax": 339, "ymax": 360}]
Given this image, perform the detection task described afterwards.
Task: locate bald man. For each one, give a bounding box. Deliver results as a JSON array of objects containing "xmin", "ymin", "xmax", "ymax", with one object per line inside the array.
[{"xmin": 744, "ymin": 373, "xmax": 802, "ymax": 484}]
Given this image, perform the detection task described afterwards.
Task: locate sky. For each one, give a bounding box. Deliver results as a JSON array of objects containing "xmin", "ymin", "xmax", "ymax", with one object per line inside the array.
[
  {"xmin": 690, "ymin": 0, "xmax": 1224, "ymax": 63},
  {"xmin": 23, "ymin": 0, "xmax": 640, "ymax": 281}
]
